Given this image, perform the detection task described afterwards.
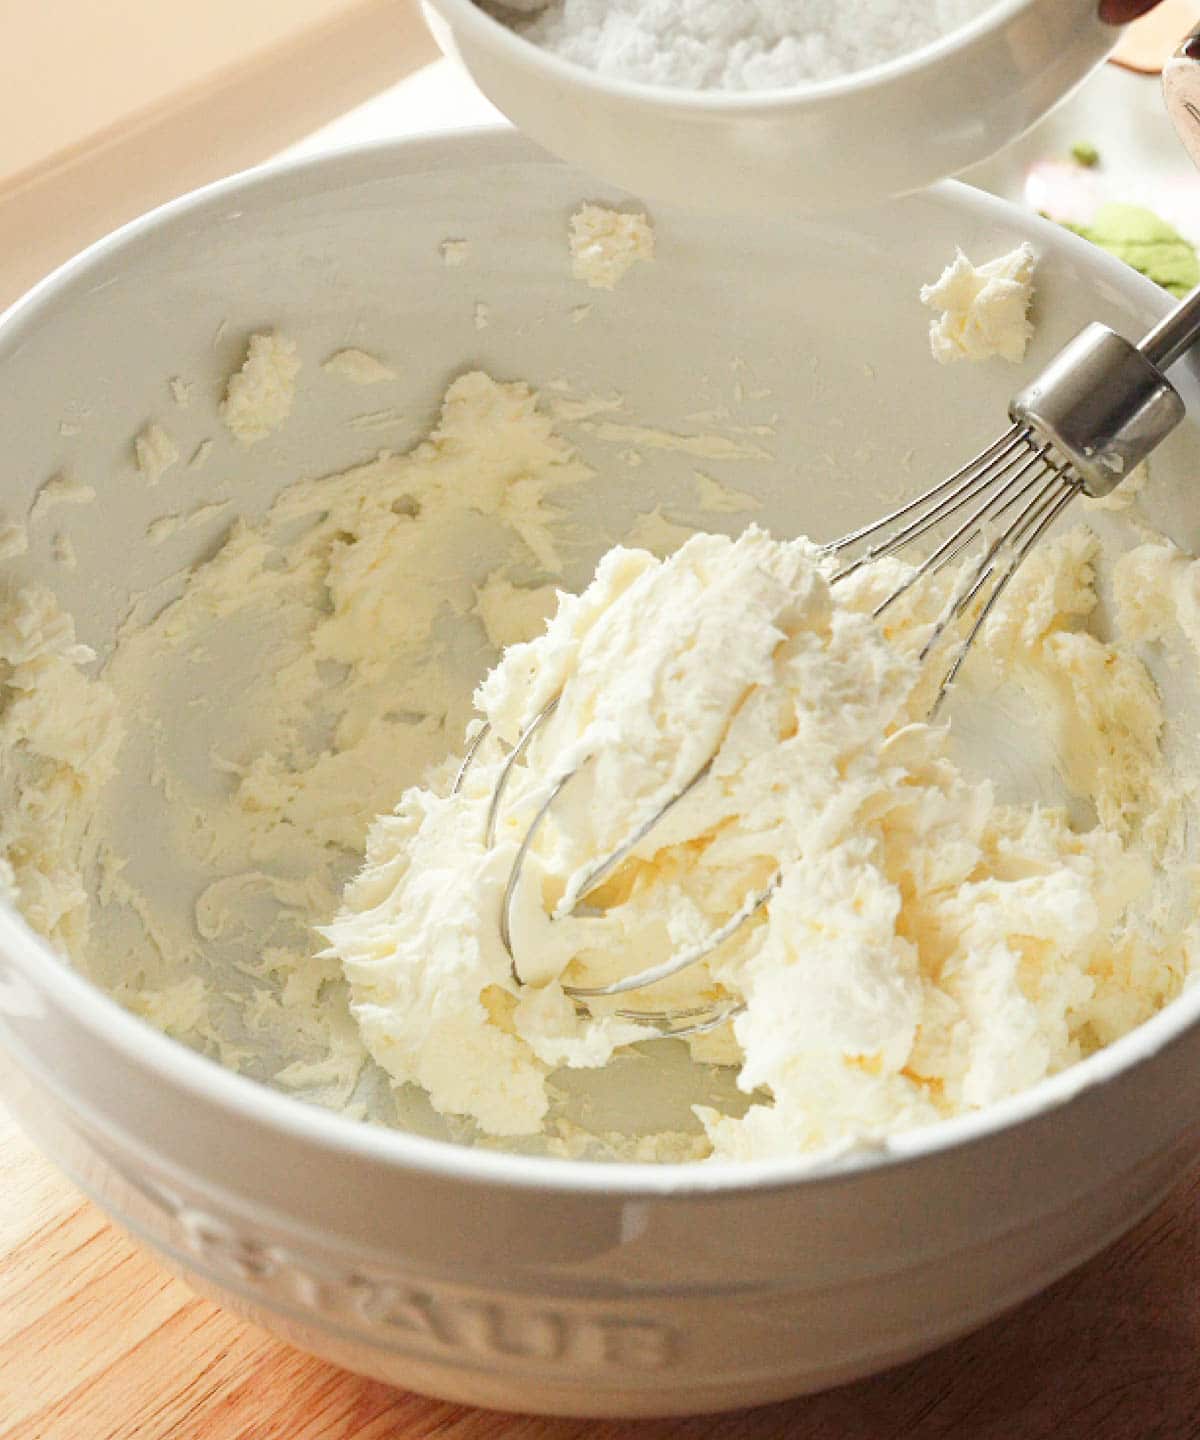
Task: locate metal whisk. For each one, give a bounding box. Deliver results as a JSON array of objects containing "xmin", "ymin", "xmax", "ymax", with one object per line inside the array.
[{"xmin": 455, "ymin": 289, "xmax": 1200, "ymax": 1039}]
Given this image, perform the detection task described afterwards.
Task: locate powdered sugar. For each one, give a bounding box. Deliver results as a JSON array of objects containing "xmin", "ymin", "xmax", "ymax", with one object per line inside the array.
[{"xmin": 487, "ymin": 0, "xmax": 1000, "ymax": 92}]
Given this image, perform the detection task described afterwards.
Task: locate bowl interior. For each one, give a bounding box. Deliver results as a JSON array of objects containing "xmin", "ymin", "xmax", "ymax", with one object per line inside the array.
[{"xmin": 3, "ymin": 130, "xmax": 1200, "ymax": 1157}]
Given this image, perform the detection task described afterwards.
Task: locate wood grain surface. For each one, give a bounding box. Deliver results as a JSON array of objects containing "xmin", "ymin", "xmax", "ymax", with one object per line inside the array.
[{"xmin": 1, "ymin": 1102, "xmax": 1197, "ymax": 1439}]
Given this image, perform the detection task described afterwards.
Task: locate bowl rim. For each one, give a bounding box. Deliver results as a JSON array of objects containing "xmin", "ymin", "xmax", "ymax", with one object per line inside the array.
[
  {"xmin": 1, "ymin": 125, "xmax": 1196, "ymax": 1201},
  {"xmin": 425, "ymin": 0, "xmax": 1109, "ymax": 111}
]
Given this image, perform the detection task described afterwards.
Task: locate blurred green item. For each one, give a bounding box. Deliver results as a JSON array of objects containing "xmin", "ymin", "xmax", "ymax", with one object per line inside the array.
[
  {"xmin": 1063, "ymin": 203, "xmax": 1200, "ymax": 297},
  {"xmin": 1070, "ymin": 141, "xmax": 1100, "ymax": 167}
]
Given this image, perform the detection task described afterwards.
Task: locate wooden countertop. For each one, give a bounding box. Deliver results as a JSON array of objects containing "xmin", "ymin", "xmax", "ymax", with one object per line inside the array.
[{"xmin": 1, "ymin": 1101, "xmax": 1197, "ymax": 1439}]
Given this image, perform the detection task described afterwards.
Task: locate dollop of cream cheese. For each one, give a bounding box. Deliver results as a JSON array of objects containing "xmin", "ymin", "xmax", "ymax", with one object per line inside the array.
[
  {"xmin": 325, "ymin": 524, "xmax": 1184, "ymax": 1160},
  {"xmin": 219, "ymin": 332, "xmax": 301, "ymax": 443},
  {"xmin": 569, "ymin": 204, "xmax": 655, "ymax": 290},
  {"xmin": 921, "ymin": 242, "xmax": 1037, "ymax": 364}
]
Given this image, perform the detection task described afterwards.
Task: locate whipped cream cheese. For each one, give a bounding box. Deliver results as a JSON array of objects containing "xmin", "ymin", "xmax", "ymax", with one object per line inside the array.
[
  {"xmin": 921, "ymin": 243, "xmax": 1037, "ymax": 364},
  {"xmin": 0, "ymin": 355, "xmax": 1190, "ymax": 1165},
  {"xmin": 219, "ymin": 332, "xmax": 301, "ymax": 443},
  {"xmin": 569, "ymin": 204, "xmax": 655, "ymax": 290},
  {"xmin": 0, "ymin": 521, "xmax": 27, "ymax": 560},
  {"xmin": 134, "ymin": 422, "xmax": 180, "ymax": 483},
  {"xmin": 0, "ymin": 588, "xmax": 122, "ymax": 951},
  {"xmin": 326, "ymin": 522, "xmax": 1186, "ymax": 1161},
  {"xmin": 321, "ymin": 349, "xmax": 397, "ymax": 385}
]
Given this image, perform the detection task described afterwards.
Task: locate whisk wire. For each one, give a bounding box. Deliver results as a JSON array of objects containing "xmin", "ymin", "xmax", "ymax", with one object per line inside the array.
[
  {"xmin": 868, "ymin": 432, "xmax": 1047, "ymax": 617},
  {"xmin": 499, "ymin": 761, "xmax": 574, "ymax": 965},
  {"xmin": 828, "ymin": 424, "xmax": 1025, "ymax": 578},
  {"xmin": 452, "ymin": 720, "xmax": 494, "ymax": 797},
  {"xmin": 565, "ymin": 871, "xmax": 780, "ymax": 1000},
  {"xmin": 610, "ymin": 1000, "xmax": 745, "ymax": 1037},
  {"xmin": 933, "ymin": 466, "xmax": 1082, "ymax": 706},
  {"xmin": 558, "ymin": 753, "xmax": 716, "ymax": 919},
  {"xmin": 935, "ymin": 454, "xmax": 1074, "ymax": 641}
]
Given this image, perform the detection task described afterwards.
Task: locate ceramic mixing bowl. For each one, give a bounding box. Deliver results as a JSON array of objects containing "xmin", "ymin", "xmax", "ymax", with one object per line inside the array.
[
  {"xmin": 2, "ymin": 130, "xmax": 1200, "ymax": 1417},
  {"xmin": 422, "ymin": 0, "xmax": 1119, "ymax": 212}
]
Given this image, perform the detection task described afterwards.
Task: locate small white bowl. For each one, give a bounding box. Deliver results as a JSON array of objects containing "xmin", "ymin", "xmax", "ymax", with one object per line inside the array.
[
  {"xmin": 422, "ymin": 0, "xmax": 1119, "ymax": 212},
  {"xmin": 3, "ymin": 129, "xmax": 1200, "ymax": 1418}
]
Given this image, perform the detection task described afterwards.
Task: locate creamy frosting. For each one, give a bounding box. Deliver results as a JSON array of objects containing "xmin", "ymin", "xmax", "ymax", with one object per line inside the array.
[
  {"xmin": 0, "ymin": 358, "xmax": 1191, "ymax": 1166},
  {"xmin": 326, "ymin": 522, "xmax": 1187, "ymax": 1160},
  {"xmin": 921, "ymin": 242, "xmax": 1037, "ymax": 364},
  {"xmin": 219, "ymin": 332, "xmax": 301, "ymax": 444},
  {"xmin": 569, "ymin": 204, "xmax": 655, "ymax": 290}
]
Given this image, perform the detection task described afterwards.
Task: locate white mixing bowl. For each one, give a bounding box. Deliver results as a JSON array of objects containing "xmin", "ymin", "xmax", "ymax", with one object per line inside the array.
[
  {"xmin": 2, "ymin": 130, "xmax": 1200, "ymax": 1418},
  {"xmin": 422, "ymin": 0, "xmax": 1118, "ymax": 211}
]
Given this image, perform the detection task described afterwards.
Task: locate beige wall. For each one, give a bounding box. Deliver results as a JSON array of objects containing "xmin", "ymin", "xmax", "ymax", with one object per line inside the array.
[{"xmin": 1, "ymin": 0, "xmax": 436, "ymax": 305}]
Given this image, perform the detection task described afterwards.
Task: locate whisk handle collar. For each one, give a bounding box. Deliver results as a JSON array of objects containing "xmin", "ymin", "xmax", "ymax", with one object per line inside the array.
[{"xmin": 1010, "ymin": 321, "xmax": 1184, "ymax": 496}]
